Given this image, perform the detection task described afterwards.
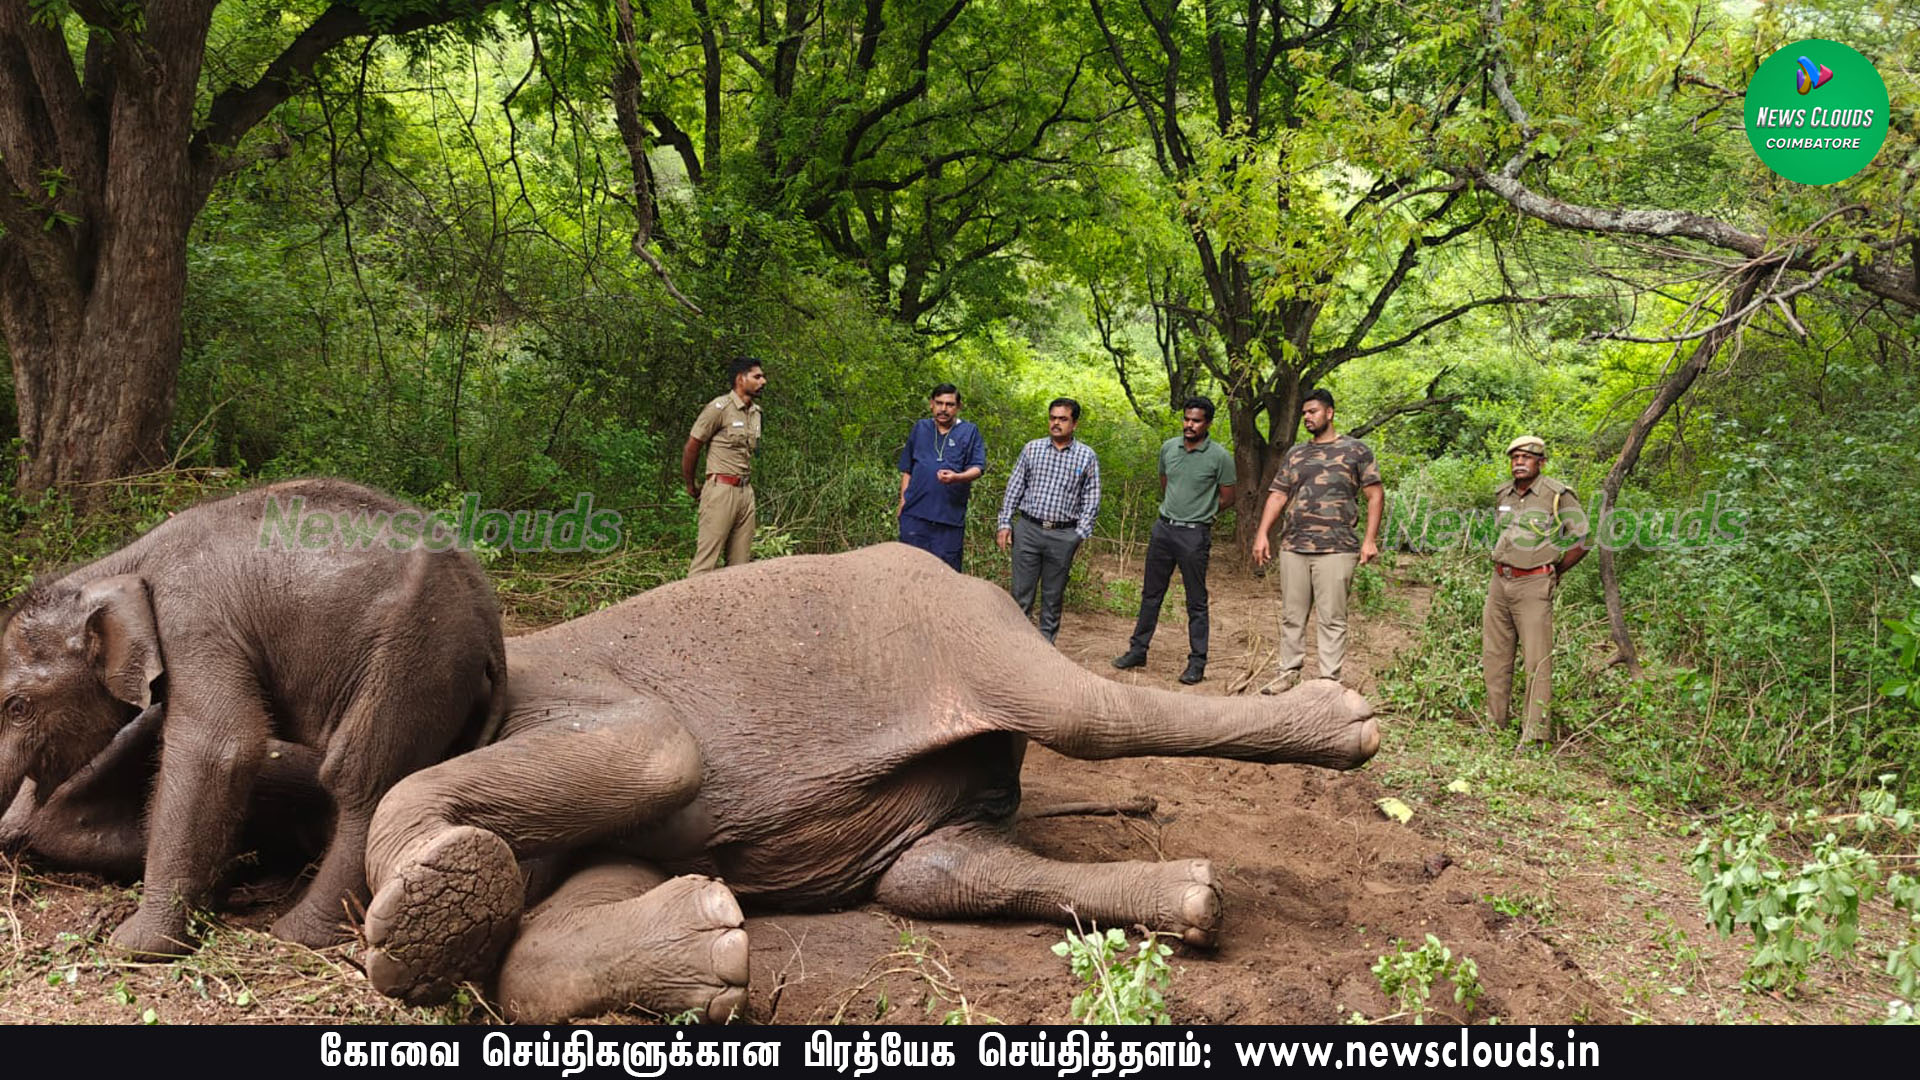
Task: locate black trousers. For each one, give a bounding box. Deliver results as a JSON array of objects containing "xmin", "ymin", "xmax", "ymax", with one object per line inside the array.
[{"xmin": 1127, "ymin": 519, "xmax": 1211, "ymax": 663}]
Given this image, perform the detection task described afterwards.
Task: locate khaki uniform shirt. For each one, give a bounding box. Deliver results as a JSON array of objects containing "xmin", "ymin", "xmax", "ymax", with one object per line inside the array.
[
  {"xmin": 690, "ymin": 391, "xmax": 762, "ymax": 478},
  {"xmin": 1491, "ymin": 476, "xmax": 1589, "ymax": 569}
]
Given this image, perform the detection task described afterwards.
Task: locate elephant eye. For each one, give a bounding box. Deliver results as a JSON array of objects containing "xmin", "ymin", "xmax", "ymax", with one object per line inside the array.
[{"xmin": 3, "ymin": 696, "xmax": 28, "ymax": 725}]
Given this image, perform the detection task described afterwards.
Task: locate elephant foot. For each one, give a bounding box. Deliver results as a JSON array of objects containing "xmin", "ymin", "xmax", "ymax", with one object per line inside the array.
[
  {"xmin": 109, "ymin": 906, "xmax": 194, "ymax": 959},
  {"xmin": 1272, "ymin": 680, "xmax": 1380, "ymax": 769},
  {"xmin": 362, "ymin": 825, "xmax": 523, "ymax": 1005},
  {"xmin": 1150, "ymin": 859, "xmax": 1223, "ymax": 948},
  {"xmin": 271, "ymin": 898, "xmax": 354, "ymax": 950},
  {"xmin": 498, "ymin": 875, "xmax": 749, "ymax": 1024}
]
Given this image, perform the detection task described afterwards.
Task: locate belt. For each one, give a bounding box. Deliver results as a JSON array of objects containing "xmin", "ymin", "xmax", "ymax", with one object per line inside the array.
[
  {"xmin": 710, "ymin": 474, "xmax": 749, "ymax": 487},
  {"xmin": 1494, "ymin": 562, "xmax": 1554, "ymax": 579},
  {"xmin": 1020, "ymin": 510, "xmax": 1076, "ymax": 530},
  {"xmin": 1158, "ymin": 515, "xmax": 1209, "ymax": 529}
]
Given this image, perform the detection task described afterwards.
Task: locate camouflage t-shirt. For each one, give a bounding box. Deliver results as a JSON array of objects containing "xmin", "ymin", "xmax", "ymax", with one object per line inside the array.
[{"xmin": 1269, "ymin": 435, "xmax": 1382, "ymax": 553}]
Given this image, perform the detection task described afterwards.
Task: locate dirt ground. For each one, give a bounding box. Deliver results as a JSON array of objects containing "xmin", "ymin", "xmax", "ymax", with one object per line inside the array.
[{"xmin": 1, "ymin": 550, "xmax": 1883, "ymax": 1025}]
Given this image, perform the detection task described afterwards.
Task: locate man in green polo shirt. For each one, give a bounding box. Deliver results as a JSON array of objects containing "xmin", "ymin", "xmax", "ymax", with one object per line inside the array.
[{"xmin": 1113, "ymin": 396, "xmax": 1237, "ymax": 684}]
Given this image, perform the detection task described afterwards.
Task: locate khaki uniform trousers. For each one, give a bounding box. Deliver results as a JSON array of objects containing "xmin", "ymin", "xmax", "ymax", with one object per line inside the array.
[
  {"xmin": 1482, "ymin": 571, "xmax": 1555, "ymax": 743},
  {"xmin": 690, "ymin": 480, "xmax": 755, "ymax": 575},
  {"xmin": 1277, "ymin": 550, "xmax": 1360, "ymax": 681}
]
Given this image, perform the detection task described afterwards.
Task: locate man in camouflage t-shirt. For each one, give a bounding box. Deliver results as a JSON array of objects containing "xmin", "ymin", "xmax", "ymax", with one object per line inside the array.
[{"xmin": 1251, "ymin": 388, "xmax": 1383, "ymax": 689}]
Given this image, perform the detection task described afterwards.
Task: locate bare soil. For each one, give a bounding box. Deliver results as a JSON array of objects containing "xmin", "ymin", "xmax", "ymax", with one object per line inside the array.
[{"xmin": 0, "ymin": 551, "xmax": 1886, "ymax": 1025}]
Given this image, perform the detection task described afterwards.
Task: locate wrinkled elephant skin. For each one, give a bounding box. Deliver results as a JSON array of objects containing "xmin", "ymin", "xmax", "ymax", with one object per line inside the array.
[{"xmin": 363, "ymin": 543, "xmax": 1378, "ymax": 1022}]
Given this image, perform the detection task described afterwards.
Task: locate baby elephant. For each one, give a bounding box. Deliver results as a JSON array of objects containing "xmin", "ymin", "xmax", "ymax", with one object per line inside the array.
[{"xmin": 0, "ymin": 479, "xmax": 506, "ymax": 956}]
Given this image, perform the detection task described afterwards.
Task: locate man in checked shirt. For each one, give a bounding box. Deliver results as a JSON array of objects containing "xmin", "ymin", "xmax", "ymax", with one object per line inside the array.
[{"xmin": 996, "ymin": 398, "xmax": 1102, "ymax": 644}]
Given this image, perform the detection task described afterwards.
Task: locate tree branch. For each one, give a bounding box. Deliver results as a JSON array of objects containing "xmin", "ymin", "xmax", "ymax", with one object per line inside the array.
[
  {"xmin": 1348, "ymin": 366, "xmax": 1461, "ymax": 439},
  {"xmin": 1449, "ymin": 165, "xmax": 1918, "ymax": 310},
  {"xmin": 611, "ymin": 0, "xmax": 701, "ymax": 314},
  {"xmin": 189, "ymin": 0, "xmax": 496, "ymax": 197}
]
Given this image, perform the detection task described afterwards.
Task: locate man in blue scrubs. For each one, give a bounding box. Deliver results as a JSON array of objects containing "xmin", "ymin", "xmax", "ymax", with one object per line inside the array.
[{"xmin": 896, "ymin": 383, "xmax": 987, "ymax": 571}]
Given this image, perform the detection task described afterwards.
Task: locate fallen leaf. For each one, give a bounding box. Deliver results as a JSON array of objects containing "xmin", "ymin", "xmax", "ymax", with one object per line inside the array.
[
  {"xmin": 1375, "ymin": 797, "xmax": 1413, "ymax": 824},
  {"xmin": 1445, "ymin": 778, "xmax": 1471, "ymax": 794}
]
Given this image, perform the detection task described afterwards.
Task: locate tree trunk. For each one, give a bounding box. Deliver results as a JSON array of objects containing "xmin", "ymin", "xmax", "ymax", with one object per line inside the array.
[
  {"xmin": 0, "ymin": 8, "xmax": 203, "ymax": 503},
  {"xmin": 1595, "ymin": 265, "xmax": 1766, "ymax": 675},
  {"xmin": 1228, "ymin": 372, "xmax": 1298, "ymax": 553},
  {"xmin": 5, "ymin": 286, "xmax": 182, "ymax": 497},
  {"xmin": 2, "ymin": 3, "xmax": 491, "ymax": 504}
]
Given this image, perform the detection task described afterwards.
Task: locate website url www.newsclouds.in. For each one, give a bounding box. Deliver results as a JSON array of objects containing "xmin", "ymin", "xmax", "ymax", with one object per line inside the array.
[{"xmin": 1236, "ymin": 1027, "xmax": 1599, "ymax": 1069}]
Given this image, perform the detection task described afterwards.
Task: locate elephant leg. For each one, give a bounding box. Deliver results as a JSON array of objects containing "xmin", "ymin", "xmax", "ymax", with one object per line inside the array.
[
  {"xmin": 873, "ymin": 822, "xmax": 1223, "ymax": 947},
  {"xmin": 496, "ymin": 856, "xmax": 748, "ymax": 1024},
  {"xmin": 275, "ymin": 635, "xmax": 492, "ymax": 948},
  {"xmin": 985, "ymin": 660, "xmax": 1380, "ymax": 769},
  {"xmin": 362, "ymin": 703, "xmax": 703, "ymax": 1005},
  {"xmin": 111, "ymin": 671, "xmax": 272, "ymax": 957}
]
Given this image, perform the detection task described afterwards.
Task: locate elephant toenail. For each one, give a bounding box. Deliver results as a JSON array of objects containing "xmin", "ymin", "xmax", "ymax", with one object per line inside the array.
[{"xmin": 711, "ymin": 928, "xmax": 751, "ymax": 985}]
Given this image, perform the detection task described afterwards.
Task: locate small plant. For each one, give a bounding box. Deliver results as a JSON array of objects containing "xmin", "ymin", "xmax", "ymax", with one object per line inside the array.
[
  {"xmin": 1370, "ymin": 935, "xmax": 1481, "ymax": 1024},
  {"xmin": 1051, "ymin": 923, "xmax": 1174, "ymax": 1025},
  {"xmin": 823, "ymin": 922, "xmax": 997, "ymax": 1025},
  {"xmin": 1484, "ymin": 891, "xmax": 1555, "ymax": 924},
  {"xmin": 1690, "ymin": 779, "xmax": 1920, "ymax": 996}
]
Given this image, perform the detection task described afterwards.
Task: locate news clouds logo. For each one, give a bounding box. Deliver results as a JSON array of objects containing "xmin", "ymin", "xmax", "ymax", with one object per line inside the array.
[{"xmin": 1745, "ymin": 39, "xmax": 1889, "ymax": 185}]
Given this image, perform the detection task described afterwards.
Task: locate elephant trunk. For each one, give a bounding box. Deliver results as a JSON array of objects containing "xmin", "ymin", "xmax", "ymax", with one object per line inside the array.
[{"xmin": 0, "ymin": 746, "xmax": 27, "ymax": 825}]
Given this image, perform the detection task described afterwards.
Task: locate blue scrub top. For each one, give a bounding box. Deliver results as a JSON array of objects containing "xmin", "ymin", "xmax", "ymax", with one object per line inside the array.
[{"xmin": 898, "ymin": 418, "xmax": 986, "ymax": 526}]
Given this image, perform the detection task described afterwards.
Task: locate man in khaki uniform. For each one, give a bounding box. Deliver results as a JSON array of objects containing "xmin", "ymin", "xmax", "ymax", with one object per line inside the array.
[
  {"xmin": 1484, "ymin": 434, "xmax": 1589, "ymax": 745},
  {"xmin": 681, "ymin": 357, "xmax": 766, "ymax": 575}
]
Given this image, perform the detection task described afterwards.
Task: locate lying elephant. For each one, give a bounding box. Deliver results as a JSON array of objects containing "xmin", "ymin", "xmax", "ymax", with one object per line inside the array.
[
  {"xmin": 362, "ymin": 543, "xmax": 1379, "ymax": 1022},
  {"xmin": 0, "ymin": 479, "xmax": 506, "ymax": 955}
]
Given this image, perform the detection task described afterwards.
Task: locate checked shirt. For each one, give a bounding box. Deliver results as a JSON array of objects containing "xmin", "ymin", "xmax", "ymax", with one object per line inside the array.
[{"xmin": 997, "ymin": 437, "xmax": 1102, "ymax": 540}]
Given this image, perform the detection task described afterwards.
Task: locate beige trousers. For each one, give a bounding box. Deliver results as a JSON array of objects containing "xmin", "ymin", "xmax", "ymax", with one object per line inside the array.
[
  {"xmin": 1482, "ymin": 571, "xmax": 1555, "ymax": 743},
  {"xmin": 689, "ymin": 481, "xmax": 754, "ymax": 575},
  {"xmin": 1277, "ymin": 550, "xmax": 1361, "ymax": 681}
]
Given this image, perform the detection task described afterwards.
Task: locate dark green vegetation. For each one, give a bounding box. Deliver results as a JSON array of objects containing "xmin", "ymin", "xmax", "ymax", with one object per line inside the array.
[{"xmin": 2, "ymin": 0, "xmax": 1917, "ymax": 1015}]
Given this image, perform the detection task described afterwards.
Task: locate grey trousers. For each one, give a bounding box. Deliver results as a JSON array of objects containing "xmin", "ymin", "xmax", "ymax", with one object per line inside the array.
[{"xmin": 1009, "ymin": 515, "xmax": 1082, "ymax": 642}]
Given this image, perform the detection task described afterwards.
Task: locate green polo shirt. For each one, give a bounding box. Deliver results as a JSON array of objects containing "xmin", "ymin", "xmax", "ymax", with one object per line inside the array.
[{"xmin": 1157, "ymin": 436, "xmax": 1236, "ymax": 524}]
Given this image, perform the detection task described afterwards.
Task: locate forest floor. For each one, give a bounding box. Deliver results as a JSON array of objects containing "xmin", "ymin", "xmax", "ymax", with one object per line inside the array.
[{"xmin": 0, "ymin": 550, "xmax": 1903, "ymax": 1025}]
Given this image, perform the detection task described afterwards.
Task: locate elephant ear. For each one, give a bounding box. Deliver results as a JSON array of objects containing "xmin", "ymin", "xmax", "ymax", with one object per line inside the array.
[{"xmin": 81, "ymin": 576, "xmax": 164, "ymax": 710}]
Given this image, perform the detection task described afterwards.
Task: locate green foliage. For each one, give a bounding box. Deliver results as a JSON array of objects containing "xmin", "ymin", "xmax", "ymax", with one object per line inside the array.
[
  {"xmin": 1690, "ymin": 781, "xmax": 1920, "ymax": 998},
  {"xmin": 1878, "ymin": 586, "xmax": 1920, "ymax": 709},
  {"xmin": 1484, "ymin": 892, "xmax": 1555, "ymax": 925},
  {"xmin": 1051, "ymin": 925, "xmax": 1175, "ymax": 1025},
  {"xmin": 1369, "ymin": 934, "xmax": 1482, "ymax": 1025}
]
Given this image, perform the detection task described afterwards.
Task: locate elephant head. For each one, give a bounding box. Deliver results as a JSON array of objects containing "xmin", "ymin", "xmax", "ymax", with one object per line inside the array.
[{"xmin": 0, "ymin": 576, "xmax": 164, "ymax": 812}]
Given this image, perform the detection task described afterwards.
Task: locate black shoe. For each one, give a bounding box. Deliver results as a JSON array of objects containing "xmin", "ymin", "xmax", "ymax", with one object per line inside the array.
[
  {"xmin": 1178, "ymin": 662, "xmax": 1205, "ymax": 685},
  {"xmin": 1112, "ymin": 649, "xmax": 1148, "ymax": 670}
]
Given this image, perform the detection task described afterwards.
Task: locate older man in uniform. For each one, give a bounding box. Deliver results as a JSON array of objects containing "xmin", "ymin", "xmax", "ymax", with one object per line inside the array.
[
  {"xmin": 682, "ymin": 356, "xmax": 766, "ymax": 575},
  {"xmin": 1484, "ymin": 434, "xmax": 1590, "ymax": 746}
]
